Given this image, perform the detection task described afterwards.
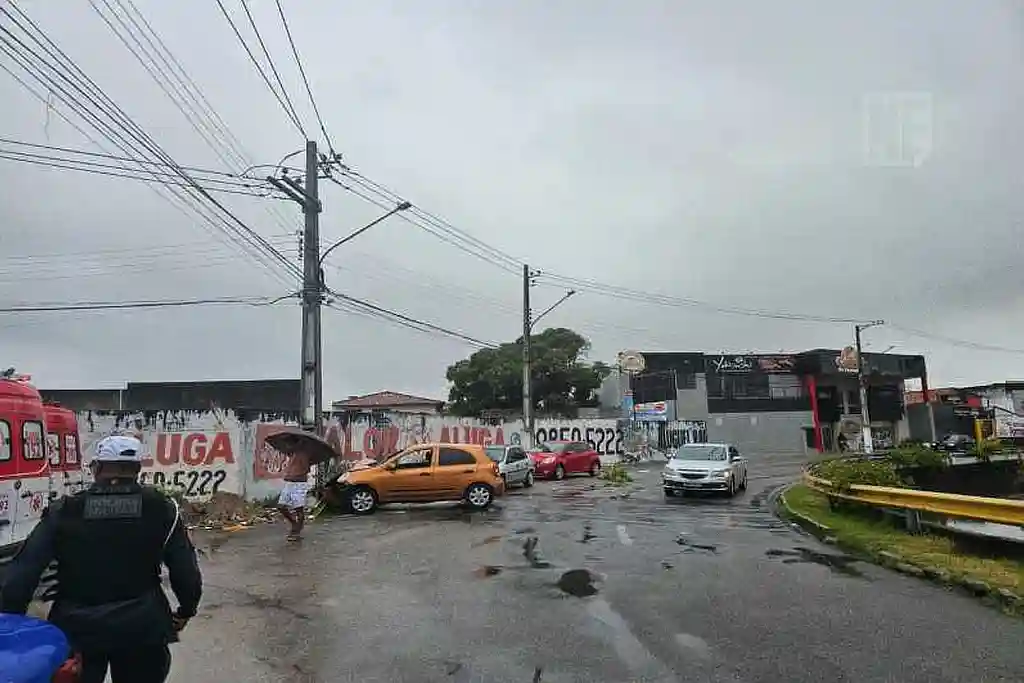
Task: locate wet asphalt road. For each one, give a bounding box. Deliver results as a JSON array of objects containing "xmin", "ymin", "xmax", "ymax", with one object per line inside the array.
[{"xmin": 168, "ymin": 458, "xmax": 1024, "ymax": 682}]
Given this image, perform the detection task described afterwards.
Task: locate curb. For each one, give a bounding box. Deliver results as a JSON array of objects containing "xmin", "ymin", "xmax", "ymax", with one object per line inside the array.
[{"xmin": 776, "ymin": 483, "xmax": 1024, "ymax": 617}]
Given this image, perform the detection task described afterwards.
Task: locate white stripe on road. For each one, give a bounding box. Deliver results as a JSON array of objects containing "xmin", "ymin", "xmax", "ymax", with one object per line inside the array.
[{"xmin": 616, "ymin": 524, "xmax": 633, "ymax": 546}]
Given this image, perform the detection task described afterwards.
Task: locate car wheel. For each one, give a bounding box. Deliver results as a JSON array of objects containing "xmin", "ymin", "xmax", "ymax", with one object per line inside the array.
[
  {"xmin": 740, "ymin": 472, "xmax": 748, "ymax": 491},
  {"xmin": 664, "ymin": 488, "xmax": 675, "ymax": 498},
  {"xmin": 589, "ymin": 461, "xmax": 601, "ymax": 477},
  {"xmin": 726, "ymin": 477, "xmax": 737, "ymax": 498},
  {"xmin": 554, "ymin": 464, "xmax": 566, "ymax": 480},
  {"xmin": 523, "ymin": 470, "xmax": 534, "ymax": 488},
  {"xmin": 501, "ymin": 474, "xmax": 508, "ymax": 489},
  {"xmin": 348, "ymin": 486, "xmax": 378, "ymax": 515},
  {"xmin": 465, "ymin": 483, "xmax": 494, "ymax": 510}
]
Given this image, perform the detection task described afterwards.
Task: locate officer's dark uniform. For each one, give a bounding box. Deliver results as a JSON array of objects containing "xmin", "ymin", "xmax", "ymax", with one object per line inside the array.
[{"xmin": 0, "ymin": 472, "xmax": 202, "ymax": 682}]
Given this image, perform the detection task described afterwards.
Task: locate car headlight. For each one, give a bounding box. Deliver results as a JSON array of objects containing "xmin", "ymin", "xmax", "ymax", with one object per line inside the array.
[
  {"xmin": 709, "ymin": 469, "xmax": 729, "ymax": 478},
  {"xmin": 541, "ymin": 455, "xmax": 556, "ymax": 464}
]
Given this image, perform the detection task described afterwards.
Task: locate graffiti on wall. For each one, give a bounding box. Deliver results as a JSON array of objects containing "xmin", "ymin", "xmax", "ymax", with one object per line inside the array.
[
  {"xmin": 79, "ymin": 411, "xmax": 242, "ymax": 500},
  {"xmin": 533, "ymin": 420, "xmax": 626, "ymax": 456}
]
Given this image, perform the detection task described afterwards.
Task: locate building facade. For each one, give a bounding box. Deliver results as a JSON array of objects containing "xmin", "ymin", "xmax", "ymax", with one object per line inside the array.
[{"xmin": 603, "ymin": 349, "xmax": 927, "ymax": 457}]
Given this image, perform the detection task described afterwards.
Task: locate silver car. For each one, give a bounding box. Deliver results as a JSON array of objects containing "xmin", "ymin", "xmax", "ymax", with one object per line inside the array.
[
  {"xmin": 662, "ymin": 443, "xmax": 748, "ymax": 497},
  {"xmin": 485, "ymin": 445, "xmax": 535, "ymax": 488}
]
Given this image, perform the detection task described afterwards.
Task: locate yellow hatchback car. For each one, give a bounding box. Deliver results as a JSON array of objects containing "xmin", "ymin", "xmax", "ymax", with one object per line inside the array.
[{"xmin": 330, "ymin": 443, "xmax": 505, "ymax": 515}]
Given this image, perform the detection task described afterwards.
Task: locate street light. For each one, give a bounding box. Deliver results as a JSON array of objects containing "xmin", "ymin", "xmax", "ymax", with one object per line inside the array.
[
  {"xmin": 318, "ymin": 201, "xmax": 412, "ymax": 271},
  {"xmin": 530, "ymin": 289, "xmax": 576, "ymax": 331}
]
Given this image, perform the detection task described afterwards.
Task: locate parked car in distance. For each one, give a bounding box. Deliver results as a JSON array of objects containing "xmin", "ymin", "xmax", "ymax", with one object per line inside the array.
[
  {"xmin": 485, "ymin": 444, "xmax": 535, "ymax": 488},
  {"xmin": 662, "ymin": 443, "xmax": 747, "ymax": 498},
  {"xmin": 529, "ymin": 440, "xmax": 602, "ymax": 480},
  {"xmin": 327, "ymin": 443, "xmax": 504, "ymax": 515}
]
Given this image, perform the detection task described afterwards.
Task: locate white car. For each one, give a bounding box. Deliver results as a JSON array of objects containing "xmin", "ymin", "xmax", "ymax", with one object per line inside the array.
[
  {"xmin": 662, "ymin": 443, "xmax": 748, "ymax": 497},
  {"xmin": 485, "ymin": 445, "xmax": 535, "ymax": 488}
]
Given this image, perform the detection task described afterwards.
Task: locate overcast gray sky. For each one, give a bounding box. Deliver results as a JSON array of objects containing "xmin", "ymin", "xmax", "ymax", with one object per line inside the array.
[{"xmin": 1, "ymin": 0, "xmax": 1022, "ymax": 402}]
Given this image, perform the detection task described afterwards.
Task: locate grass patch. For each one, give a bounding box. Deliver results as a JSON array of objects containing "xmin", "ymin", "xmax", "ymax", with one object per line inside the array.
[
  {"xmin": 784, "ymin": 484, "xmax": 1024, "ymax": 595},
  {"xmin": 600, "ymin": 462, "xmax": 633, "ymax": 485}
]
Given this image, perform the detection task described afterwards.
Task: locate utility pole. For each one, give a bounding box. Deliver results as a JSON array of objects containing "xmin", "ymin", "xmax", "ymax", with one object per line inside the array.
[
  {"xmin": 855, "ymin": 320, "xmax": 885, "ymax": 454},
  {"xmin": 302, "ymin": 140, "xmax": 322, "ymax": 434},
  {"xmin": 522, "ymin": 264, "xmax": 533, "ymax": 448},
  {"xmin": 269, "ymin": 140, "xmax": 322, "ymax": 434}
]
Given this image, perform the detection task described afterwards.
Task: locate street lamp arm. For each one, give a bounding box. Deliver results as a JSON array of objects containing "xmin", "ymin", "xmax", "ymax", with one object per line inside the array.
[
  {"xmin": 318, "ymin": 201, "xmax": 412, "ymax": 268},
  {"xmin": 531, "ymin": 290, "xmax": 576, "ymax": 330}
]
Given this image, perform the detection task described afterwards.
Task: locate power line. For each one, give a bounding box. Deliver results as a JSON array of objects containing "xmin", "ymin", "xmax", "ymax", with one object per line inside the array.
[
  {"xmin": 0, "ymin": 295, "xmax": 291, "ymax": 313},
  {"xmin": 100, "ymin": 0, "xmax": 300, "ymax": 236},
  {"xmin": 274, "ymin": 0, "xmax": 334, "ymax": 153},
  {"xmin": 331, "ymin": 166, "xmax": 877, "ymax": 323},
  {"xmin": 1, "ymin": 2, "xmax": 300, "ymax": 287},
  {"xmin": 887, "ymin": 324, "xmax": 1024, "ymax": 355},
  {"xmin": 323, "ymin": 287, "xmax": 497, "ymax": 348},
  {"xmin": 0, "ymin": 150, "xmax": 278, "ymax": 198},
  {"xmin": 213, "ymin": 0, "xmax": 305, "ymax": 137}
]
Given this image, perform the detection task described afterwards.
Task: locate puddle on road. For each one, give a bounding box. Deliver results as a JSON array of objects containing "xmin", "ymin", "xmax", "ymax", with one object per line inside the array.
[
  {"xmin": 513, "ymin": 526, "xmax": 537, "ymax": 535},
  {"xmin": 675, "ymin": 535, "xmax": 718, "ymax": 554},
  {"xmin": 765, "ymin": 547, "xmax": 865, "ymax": 577},
  {"xmin": 473, "ymin": 565, "xmax": 503, "ymax": 578},
  {"xmin": 557, "ymin": 568, "xmax": 599, "ymax": 597}
]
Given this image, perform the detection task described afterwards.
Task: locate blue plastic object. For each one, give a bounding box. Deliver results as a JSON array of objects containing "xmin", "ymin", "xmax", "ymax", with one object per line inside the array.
[{"xmin": 0, "ymin": 613, "xmax": 69, "ymax": 683}]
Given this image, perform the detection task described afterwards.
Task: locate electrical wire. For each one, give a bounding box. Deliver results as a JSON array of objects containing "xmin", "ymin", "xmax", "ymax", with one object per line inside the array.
[
  {"xmin": 0, "ymin": 295, "xmax": 291, "ymax": 313},
  {"xmin": 323, "ymin": 287, "xmax": 497, "ymax": 348},
  {"xmin": 102, "ymin": 0, "xmax": 299, "ymax": 234},
  {"xmin": 887, "ymin": 324, "xmax": 1024, "ymax": 355},
  {"xmin": 330, "ymin": 166, "xmax": 878, "ymax": 323},
  {"xmin": 274, "ymin": 0, "xmax": 334, "ymax": 153},
  {"xmin": 0, "ymin": 151, "xmax": 279, "ymax": 198},
  {"xmin": 213, "ymin": 0, "xmax": 305, "ymax": 137},
  {"xmin": 1, "ymin": 2, "xmax": 300, "ymax": 288}
]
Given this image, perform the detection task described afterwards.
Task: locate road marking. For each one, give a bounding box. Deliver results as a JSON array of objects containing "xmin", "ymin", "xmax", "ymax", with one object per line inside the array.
[{"xmin": 616, "ymin": 524, "xmax": 633, "ymax": 546}]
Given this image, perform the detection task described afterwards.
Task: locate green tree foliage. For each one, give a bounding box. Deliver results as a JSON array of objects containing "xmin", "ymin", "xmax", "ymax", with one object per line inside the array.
[{"xmin": 445, "ymin": 327, "xmax": 612, "ymax": 418}]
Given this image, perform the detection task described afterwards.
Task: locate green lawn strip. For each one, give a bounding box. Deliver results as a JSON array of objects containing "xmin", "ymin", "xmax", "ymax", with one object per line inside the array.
[{"xmin": 782, "ymin": 484, "xmax": 1024, "ymax": 598}]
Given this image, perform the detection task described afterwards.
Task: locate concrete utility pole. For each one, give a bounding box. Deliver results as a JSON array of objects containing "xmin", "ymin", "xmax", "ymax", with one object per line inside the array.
[
  {"xmin": 268, "ymin": 140, "xmax": 322, "ymax": 434},
  {"xmin": 522, "ymin": 264, "xmax": 533, "ymax": 448},
  {"xmin": 521, "ymin": 267, "xmax": 575, "ymax": 449},
  {"xmin": 855, "ymin": 320, "xmax": 885, "ymax": 454}
]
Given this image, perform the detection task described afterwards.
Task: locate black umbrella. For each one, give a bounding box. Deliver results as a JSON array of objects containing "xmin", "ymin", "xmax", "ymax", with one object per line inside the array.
[{"xmin": 265, "ymin": 430, "xmax": 339, "ymax": 466}]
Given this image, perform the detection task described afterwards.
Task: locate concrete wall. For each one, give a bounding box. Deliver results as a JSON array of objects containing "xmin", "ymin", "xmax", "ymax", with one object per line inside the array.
[
  {"xmin": 705, "ymin": 411, "xmax": 812, "ymax": 458},
  {"xmin": 675, "ymin": 374, "xmax": 710, "ymax": 420},
  {"xmin": 71, "ymin": 410, "xmax": 630, "ymax": 503}
]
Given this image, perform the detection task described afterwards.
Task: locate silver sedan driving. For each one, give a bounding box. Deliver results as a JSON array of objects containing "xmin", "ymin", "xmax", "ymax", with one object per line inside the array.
[
  {"xmin": 485, "ymin": 444, "xmax": 535, "ymax": 488},
  {"xmin": 662, "ymin": 442, "xmax": 748, "ymax": 497}
]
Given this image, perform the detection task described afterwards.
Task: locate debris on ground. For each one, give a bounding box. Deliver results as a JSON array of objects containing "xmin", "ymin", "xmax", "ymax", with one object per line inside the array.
[
  {"xmin": 178, "ymin": 492, "xmax": 279, "ymax": 531},
  {"xmin": 557, "ymin": 568, "xmax": 599, "ymax": 597},
  {"xmin": 523, "ymin": 536, "xmax": 553, "ymax": 568}
]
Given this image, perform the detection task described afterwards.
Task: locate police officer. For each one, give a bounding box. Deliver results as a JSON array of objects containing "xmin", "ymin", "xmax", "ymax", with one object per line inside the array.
[{"xmin": 0, "ymin": 435, "xmax": 203, "ymax": 683}]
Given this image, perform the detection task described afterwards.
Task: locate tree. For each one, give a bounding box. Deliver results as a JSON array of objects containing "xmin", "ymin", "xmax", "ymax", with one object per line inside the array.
[{"xmin": 445, "ymin": 327, "xmax": 611, "ymax": 418}]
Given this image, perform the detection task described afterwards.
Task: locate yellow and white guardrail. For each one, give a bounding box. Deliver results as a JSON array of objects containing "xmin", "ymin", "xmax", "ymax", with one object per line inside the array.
[{"xmin": 803, "ymin": 473, "xmax": 1024, "ymax": 527}]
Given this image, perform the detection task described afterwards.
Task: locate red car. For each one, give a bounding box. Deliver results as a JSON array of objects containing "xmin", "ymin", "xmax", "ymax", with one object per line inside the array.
[{"xmin": 529, "ymin": 440, "xmax": 602, "ymax": 480}]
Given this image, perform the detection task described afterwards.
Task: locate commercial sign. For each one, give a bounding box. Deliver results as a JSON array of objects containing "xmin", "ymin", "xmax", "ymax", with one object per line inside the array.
[
  {"xmin": 835, "ymin": 347, "xmax": 859, "ymax": 374},
  {"xmin": 633, "ymin": 401, "xmax": 668, "ymax": 421},
  {"xmin": 708, "ymin": 355, "xmax": 796, "ymax": 374}
]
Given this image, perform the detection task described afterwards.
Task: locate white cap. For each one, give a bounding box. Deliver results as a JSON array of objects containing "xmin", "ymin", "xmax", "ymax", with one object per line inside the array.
[{"xmin": 94, "ymin": 435, "xmax": 144, "ymax": 462}]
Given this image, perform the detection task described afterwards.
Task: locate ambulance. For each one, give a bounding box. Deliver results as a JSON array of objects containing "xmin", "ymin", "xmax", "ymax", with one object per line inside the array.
[{"xmin": 0, "ymin": 370, "xmax": 85, "ymax": 551}]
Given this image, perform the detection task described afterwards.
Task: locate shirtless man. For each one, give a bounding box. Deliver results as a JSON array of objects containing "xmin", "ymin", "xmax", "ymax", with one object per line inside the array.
[{"xmin": 277, "ymin": 449, "xmax": 312, "ymax": 541}]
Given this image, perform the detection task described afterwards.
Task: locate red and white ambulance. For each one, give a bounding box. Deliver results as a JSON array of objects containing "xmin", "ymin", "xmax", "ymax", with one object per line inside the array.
[{"xmin": 0, "ymin": 371, "xmax": 85, "ymax": 551}]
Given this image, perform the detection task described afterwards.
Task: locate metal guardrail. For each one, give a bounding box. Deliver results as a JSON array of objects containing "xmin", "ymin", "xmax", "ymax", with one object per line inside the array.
[{"xmin": 804, "ymin": 473, "xmax": 1024, "ymax": 527}]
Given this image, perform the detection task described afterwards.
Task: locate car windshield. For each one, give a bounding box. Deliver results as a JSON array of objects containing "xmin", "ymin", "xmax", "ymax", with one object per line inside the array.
[
  {"xmin": 673, "ymin": 445, "xmax": 727, "ymax": 461},
  {"xmin": 538, "ymin": 442, "xmax": 569, "ymax": 453},
  {"xmin": 484, "ymin": 446, "xmax": 505, "ymax": 462}
]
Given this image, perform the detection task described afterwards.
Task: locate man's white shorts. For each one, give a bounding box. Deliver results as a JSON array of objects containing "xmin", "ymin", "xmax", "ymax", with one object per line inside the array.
[{"xmin": 278, "ymin": 481, "xmax": 310, "ymax": 510}]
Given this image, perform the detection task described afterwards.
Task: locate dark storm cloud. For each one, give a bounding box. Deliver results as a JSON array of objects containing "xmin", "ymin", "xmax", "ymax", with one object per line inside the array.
[{"xmin": 1, "ymin": 0, "xmax": 1021, "ymax": 399}]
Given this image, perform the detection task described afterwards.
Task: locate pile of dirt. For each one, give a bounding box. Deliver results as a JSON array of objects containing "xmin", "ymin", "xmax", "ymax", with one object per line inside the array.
[{"xmin": 181, "ymin": 492, "xmax": 278, "ymax": 531}]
